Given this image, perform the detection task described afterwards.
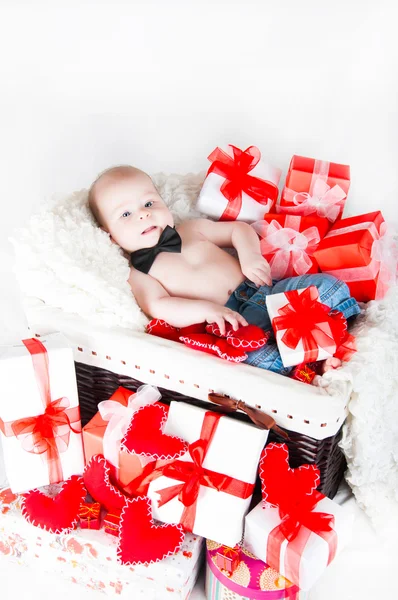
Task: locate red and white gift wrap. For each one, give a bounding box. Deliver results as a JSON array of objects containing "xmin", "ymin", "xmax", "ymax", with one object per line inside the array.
[
  {"xmin": 0, "ymin": 333, "xmax": 84, "ymax": 493},
  {"xmin": 244, "ymin": 496, "xmax": 352, "ymax": 591},
  {"xmin": 277, "ymin": 155, "xmax": 350, "ymax": 223},
  {"xmin": 196, "ymin": 145, "xmax": 282, "ymax": 222},
  {"xmin": 314, "ymin": 211, "xmax": 398, "ymax": 302},
  {"xmin": 266, "ymin": 287, "xmax": 348, "ymax": 368},
  {"xmin": 145, "ymin": 401, "xmax": 269, "ymax": 547},
  {"xmin": 252, "ymin": 214, "xmax": 330, "ymax": 280}
]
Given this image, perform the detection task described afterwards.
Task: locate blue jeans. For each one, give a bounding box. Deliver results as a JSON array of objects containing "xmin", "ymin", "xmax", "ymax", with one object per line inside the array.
[{"xmin": 225, "ymin": 274, "xmax": 361, "ymax": 375}]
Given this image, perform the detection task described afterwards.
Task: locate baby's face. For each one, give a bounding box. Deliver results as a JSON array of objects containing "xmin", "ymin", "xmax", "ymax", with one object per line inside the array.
[{"xmin": 95, "ymin": 171, "xmax": 174, "ymax": 253}]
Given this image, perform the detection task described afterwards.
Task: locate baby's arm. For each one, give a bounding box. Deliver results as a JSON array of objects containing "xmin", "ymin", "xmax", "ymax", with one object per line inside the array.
[
  {"xmin": 191, "ymin": 219, "xmax": 271, "ymax": 286},
  {"xmin": 128, "ymin": 268, "xmax": 247, "ymax": 334}
]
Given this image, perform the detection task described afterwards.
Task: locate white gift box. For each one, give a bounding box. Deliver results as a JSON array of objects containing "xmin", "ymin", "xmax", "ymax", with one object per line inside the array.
[
  {"xmin": 196, "ymin": 144, "xmax": 281, "ymax": 223},
  {"xmin": 244, "ymin": 498, "xmax": 354, "ymax": 591},
  {"xmin": 147, "ymin": 401, "xmax": 269, "ymax": 547},
  {"xmin": 0, "ymin": 333, "xmax": 85, "ymax": 493},
  {"xmin": 266, "ymin": 287, "xmax": 337, "ymax": 368},
  {"xmin": 0, "ymin": 489, "xmax": 203, "ymax": 599}
]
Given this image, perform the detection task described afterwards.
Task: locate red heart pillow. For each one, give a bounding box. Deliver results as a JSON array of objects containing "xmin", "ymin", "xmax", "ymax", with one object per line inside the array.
[
  {"xmin": 83, "ymin": 455, "xmax": 127, "ymax": 512},
  {"xmin": 146, "ymin": 319, "xmax": 181, "ymax": 343},
  {"xmin": 121, "ymin": 403, "xmax": 188, "ymax": 459},
  {"xmin": 259, "ymin": 443, "xmax": 320, "ymax": 509},
  {"xmin": 21, "ymin": 475, "xmax": 86, "ymax": 533},
  {"xmin": 206, "ymin": 323, "xmax": 270, "ymax": 349},
  {"xmin": 117, "ymin": 496, "xmax": 185, "ymax": 565},
  {"xmin": 180, "ymin": 333, "xmax": 247, "ymax": 362}
]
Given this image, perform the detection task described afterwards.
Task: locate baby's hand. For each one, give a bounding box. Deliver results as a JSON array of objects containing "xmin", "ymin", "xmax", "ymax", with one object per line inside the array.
[
  {"xmin": 240, "ymin": 252, "xmax": 272, "ymax": 287},
  {"xmin": 205, "ymin": 303, "xmax": 248, "ymax": 336}
]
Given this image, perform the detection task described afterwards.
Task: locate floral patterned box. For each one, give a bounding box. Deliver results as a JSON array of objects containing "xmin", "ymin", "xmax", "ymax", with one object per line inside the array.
[{"xmin": 0, "ymin": 488, "xmax": 204, "ymax": 599}]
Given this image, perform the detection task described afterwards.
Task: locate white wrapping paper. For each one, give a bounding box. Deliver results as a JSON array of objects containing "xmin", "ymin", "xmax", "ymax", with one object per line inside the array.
[
  {"xmin": 0, "ymin": 333, "xmax": 84, "ymax": 492},
  {"xmin": 244, "ymin": 499, "xmax": 354, "ymax": 591}
]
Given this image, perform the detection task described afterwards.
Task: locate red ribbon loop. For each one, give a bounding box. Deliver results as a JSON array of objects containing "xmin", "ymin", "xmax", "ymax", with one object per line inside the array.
[
  {"xmin": 272, "ymin": 287, "xmax": 347, "ymax": 363},
  {"xmin": 208, "ymin": 145, "xmax": 279, "ymax": 221}
]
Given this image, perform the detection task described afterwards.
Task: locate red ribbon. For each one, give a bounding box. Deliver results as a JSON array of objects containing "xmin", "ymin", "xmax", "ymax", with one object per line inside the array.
[
  {"xmin": 0, "ymin": 338, "xmax": 81, "ymax": 484},
  {"xmin": 207, "ymin": 145, "xmax": 279, "ymax": 221},
  {"xmin": 271, "ymin": 287, "xmax": 347, "ymax": 363},
  {"xmin": 125, "ymin": 411, "xmax": 254, "ymax": 532}
]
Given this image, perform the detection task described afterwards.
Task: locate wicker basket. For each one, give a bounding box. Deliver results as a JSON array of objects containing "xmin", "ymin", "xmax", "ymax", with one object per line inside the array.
[{"xmin": 75, "ymin": 361, "xmax": 346, "ymax": 500}]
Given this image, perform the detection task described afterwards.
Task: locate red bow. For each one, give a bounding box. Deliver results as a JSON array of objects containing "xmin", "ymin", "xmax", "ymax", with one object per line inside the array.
[
  {"xmin": 272, "ymin": 287, "xmax": 347, "ymax": 363},
  {"xmin": 207, "ymin": 145, "xmax": 279, "ymax": 221},
  {"xmin": 125, "ymin": 411, "xmax": 254, "ymax": 532}
]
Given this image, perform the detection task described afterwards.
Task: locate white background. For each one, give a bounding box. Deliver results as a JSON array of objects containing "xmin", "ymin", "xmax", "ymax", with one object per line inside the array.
[
  {"xmin": 0, "ymin": 2, "xmax": 397, "ymax": 599},
  {"xmin": 0, "ymin": 0, "xmax": 397, "ymax": 261}
]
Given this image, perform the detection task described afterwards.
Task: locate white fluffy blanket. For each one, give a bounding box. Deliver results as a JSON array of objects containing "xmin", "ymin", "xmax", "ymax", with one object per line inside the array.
[{"xmin": 11, "ymin": 174, "xmax": 398, "ymax": 533}]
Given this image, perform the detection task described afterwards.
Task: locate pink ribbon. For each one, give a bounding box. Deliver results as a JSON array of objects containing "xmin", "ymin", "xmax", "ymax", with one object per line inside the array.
[
  {"xmin": 278, "ymin": 160, "xmax": 346, "ymax": 222},
  {"xmin": 98, "ymin": 385, "xmax": 161, "ymax": 468},
  {"xmin": 322, "ymin": 221, "xmax": 398, "ymax": 300},
  {"xmin": 253, "ymin": 219, "xmax": 320, "ymax": 280}
]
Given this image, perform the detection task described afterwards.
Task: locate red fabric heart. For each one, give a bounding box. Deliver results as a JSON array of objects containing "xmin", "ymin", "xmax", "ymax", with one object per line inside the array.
[
  {"xmin": 21, "ymin": 475, "xmax": 86, "ymax": 533},
  {"xmin": 117, "ymin": 496, "xmax": 185, "ymax": 565},
  {"xmin": 146, "ymin": 319, "xmax": 181, "ymax": 343},
  {"xmin": 259, "ymin": 443, "xmax": 320, "ymax": 509},
  {"xmin": 206, "ymin": 322, "xmax": 270, "ymax": 349},
  {"xmin": 180, "ymin": 333, "xmax": 248, "ymax": 362},
  {"xmin": 121, "ymin": 404, "xmax": 188, "ymax": 459},
  {"xmin": 83, "ymin": 455, "xmax": 127, "ymax": 512}
]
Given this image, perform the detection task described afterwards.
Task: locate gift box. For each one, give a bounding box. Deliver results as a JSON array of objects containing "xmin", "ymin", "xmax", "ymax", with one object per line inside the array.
[
  {"xmin": 144, "ymin": 401, "xmax": 269, "ymax": 547},
  {"xmin": 278, "ymin": 155, "xmax": 350, "ymax": 223},
  {"xmin": 196, "ymin": 144, "xmax": 282, "ymax": 222},
  {"xmin": 313, "ymin": 211, "xmax": 397, "ymax": 302},
  {"xmin": 104, "ymin": 509, "xmax": 121, "ymax": 537},
  {"xmin": 83, "ymin": 386, "xmax": 172, "ymax": 496},
  {"xmin": 214, "ymin": 545, "xmax": 240, "ymax": 574},
  {"xmin": 205, "ymin": 540, "xmax": 301, "ymax": 599},
  {"xmin": 252, "ymin": 214, "xmax": 330, "ymax": 280},
  {"xmin": 243, "ymin": 444, "xmax": 354, "ymax": 591},
  {"xmin": 290, "ymin": 364, "xmax": 316, "ymax": 385},
  {"xmin": 78, "ymin": 501, "xmax": 102, "ymax": 530},
  {"xmin": 266, "ymin": 287, "xmax": 348, "ymax": 368},
  {"xmin": 0, "ymin": 487, "xmax": 204, "ymax": 599},
  {"xmin": 0, "ymin": 334, "xmax": 85, "ymax": 493}
]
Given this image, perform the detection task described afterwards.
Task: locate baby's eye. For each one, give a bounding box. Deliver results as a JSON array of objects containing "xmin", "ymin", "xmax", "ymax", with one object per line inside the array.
[
  {"xmin": 144, "ymin": 201, "xmax": 153, "ymax": 208},
  {"xmin": 121, "ymin": 211, "xmax": 131, "ymax": 218}
]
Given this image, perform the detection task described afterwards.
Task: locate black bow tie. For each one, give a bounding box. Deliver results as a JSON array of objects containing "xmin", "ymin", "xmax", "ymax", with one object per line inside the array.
[{"xmin": 130, "ymin": 225, "xmax": 182, "ymax": 274}]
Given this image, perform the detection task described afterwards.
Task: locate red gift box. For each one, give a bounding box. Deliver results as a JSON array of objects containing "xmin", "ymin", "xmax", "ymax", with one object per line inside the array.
[
  {"xmin": 290, "ymin": 363, "xmax": 316, "ymax": 384},
  {"xmin": 278, "ymin": 155, "xmax": 350, "ymax": 223},
  {"xmin": 78, "ymin": 501, "xmax": 102, "ymax": 530},
  {"xmin": 253, "ymin": 214, "xmax": 330, "ymax": 280},
  {"xmin": 215, "ymin": 545, "xmax": 240, "ymax": 574},
  {"xmin": 313, "ymin": 211, "xmax": 397, "ymax": 302},
  {"xmin": 104, "ymin": 509, "xmax": 121, "ymax": 537}
]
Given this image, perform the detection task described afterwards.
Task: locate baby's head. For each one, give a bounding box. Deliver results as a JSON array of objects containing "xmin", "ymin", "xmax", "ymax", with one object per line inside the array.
[{"xmin": 88, "ymin": 165, "xmax": 173, "ymax": 253}]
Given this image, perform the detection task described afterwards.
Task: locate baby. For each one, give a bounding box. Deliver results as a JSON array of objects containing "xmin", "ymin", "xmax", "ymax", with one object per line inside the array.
[{"xmin": 89, "ymin": 165, "xmax": 360, "ymax": 375}]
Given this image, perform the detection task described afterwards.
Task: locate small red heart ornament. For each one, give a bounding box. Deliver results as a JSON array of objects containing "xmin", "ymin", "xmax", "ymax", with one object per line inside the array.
[
  {"xmin": 83, "ymin": 455, "xmax": 127, "ymax": 512},
  {"xmin": 117, "ymin": 496, "xmax": 185, "ymax": 565},
  {"xmin": 122, "ymin": 404, "xmax": 188, "ymax": 459},
  {"xmin": 21, "ymin": 475, "xmax": 86, "ymax": 533}
]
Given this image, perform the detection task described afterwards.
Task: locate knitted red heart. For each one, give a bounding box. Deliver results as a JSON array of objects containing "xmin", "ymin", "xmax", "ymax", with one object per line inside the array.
[
  {"xmin": 117, "ymin": 496, "xmax": 184, "ymax": 565},
  {"xmin": 206, "ymin": 323, "xmax": 270, "ymax": 350},
  {"xmin": 259, "ymin": 443, "xmax": 320, "ymax": 508},
  {"xmin": 122, "ymin": 404, "xmax": 188, "ymax": 459},
  {"xmin": 180, "ymin": 333, "xmax": 247, "ymax": 362},
  {"xmin": 21, "ymin": 475, "xmax": 86, "ymax": 533},
  {"xmin": 146, "ymin": 319, "xmax": 181, "ymax": 343},
  {"xmin": 83, "ymin": 455, "xmax": 127, "ymax": 512}
]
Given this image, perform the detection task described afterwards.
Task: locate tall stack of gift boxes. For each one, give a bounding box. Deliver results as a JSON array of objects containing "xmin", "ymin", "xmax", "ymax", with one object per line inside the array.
[{"xmin": 1, "ymin": 145, "xmax": 397, "ymax": 599}]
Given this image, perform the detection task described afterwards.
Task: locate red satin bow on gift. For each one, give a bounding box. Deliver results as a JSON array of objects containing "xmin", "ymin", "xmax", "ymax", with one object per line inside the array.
[
  {"xmin": 124, "ymin": 411, "xmax": 254, "ymax": 532},
  {"xmin": 272, "ymin": 287, "xmax": 347, "ymax": 363},
  {"xmin": 207, "ymin": 145, "xmax": 279, "ymax": 221}
]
